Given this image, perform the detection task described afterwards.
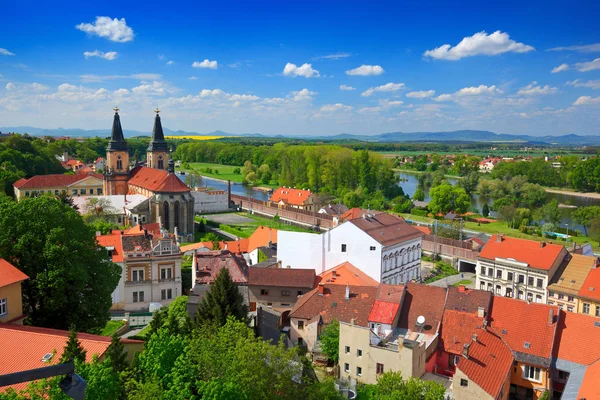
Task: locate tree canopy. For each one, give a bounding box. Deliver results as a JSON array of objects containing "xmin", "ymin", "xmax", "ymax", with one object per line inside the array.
[
  {"xmin": 195, "ymin": 267, "xmax": 249, "ymax": 326},
  {"xmin": 428, "ymin": 183, "xmax": 471, "ymax": 215}
]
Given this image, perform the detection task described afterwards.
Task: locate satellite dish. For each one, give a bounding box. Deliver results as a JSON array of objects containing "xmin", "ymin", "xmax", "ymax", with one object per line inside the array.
[{"xmin": 416, "ymin": 315, "xmax": 425, "ymax": 326}]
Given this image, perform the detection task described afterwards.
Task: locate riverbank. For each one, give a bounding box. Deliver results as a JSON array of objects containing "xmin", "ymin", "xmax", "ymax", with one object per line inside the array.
[
  {"xmin": 393, "ymin": 168, "xmax": 463, "ymax": 180},
  {"xmin": 544, "ymin": 188, "xmax": 600, "ymax": 200}
]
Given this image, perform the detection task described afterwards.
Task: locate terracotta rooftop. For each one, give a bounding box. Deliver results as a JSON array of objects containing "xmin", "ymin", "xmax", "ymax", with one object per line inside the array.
[
  {"xmin": 341, "ymin": 207, "xmax": 380, "ymax": 221},
  {"xmin": 368, "ymin": 300, "xmax": 400, "ymax": 325},
  {"xmin": 124, "ymin": 222, "xmax": 161, "ymax": 235},
  {"xmin": 439, "ymin": 310, "xmax": 485, "ymax": 355},
  {"xmin": 552, "ymin": 310, "xmax": 600, "ymax": 366},
  {"xmin": 456, "ymin": 329, "xmax": 514, "ymax": 399},
  {"xmin": 13, "ymin": 173, "xmax": 103, "ymax": 190},
  {"xmin": 578, "ymin": 266, "xmax": 600, "ymax": 302},
  {"xmin": 319, "ymin": 204, "xmax": 349, "ymax": 216},
  {"xmin": 181, "ymin": 241, "xmax": 214, "ymax": 253},
  {"xmin": 248, "ymin": 226, "xmax": 278, "ymax": 253},
  {"xmin": 349, "ymin": 213, "xmax": 425, "ymax": 247},
  {"xmin": 479, "ymin": 235, "xmax": 565, "ymax": 271},
  {"xmin": 548, "ymin": 254, "xmax": 595, "ymax": 296},
  {"xmin": 0, "ymin": 324, "xmax": 141, "ymax": 392},
  {"xmin": 489, "ymin": 296, "xmax": 558, "ymax": 366},
  {"xmin": 398, "ymin": 282, "xmax": 447, "ymax": 333},
  {"xmin": 248, "ymin": 267, "xmax": 315, "ymax": 288},
  {"xmin": 316, "ymin": 262, "xmax": 379, "ymax": 287},
  {"xmin": 128, "ymin": 166, "xmax": 190, "ymax": 193},
  {"xmin": 413, "ymin": 225, "xmax": 431, "ymax": 235},
  {"xmin": 444, "ymin": 286, "xmax": 492, "ymax": 315},
  {"xmin": 0, "ymin": 258, "xmax": 29, "ymax": 288},
  {"xmin": 195, "ymin": 250, "xmax": 248, "ymax": 284},
  {"xmin": 578, "ymin": 359, "xmax": 600, "ymax": 400},
  {"xmin": 96, "ymin": 231, "xmax": 127, "ymax": 262},
  {"xmin": 289, "ymin": 284, "xmax": 377, "ymax": 325},
  {"xmin": 270, "ymin": 187, "xmax": 313, "ymax": 206}
]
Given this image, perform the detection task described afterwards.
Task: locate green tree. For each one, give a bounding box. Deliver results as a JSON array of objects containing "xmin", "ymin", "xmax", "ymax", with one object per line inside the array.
[
  {"xmin": 107, "ymin": 332, "xmax": 128, "ymax": 374},
  {"xmin": 428, "ymin": 183, "xmax": 471, "ymax": 215},
  {"xmin": 0, "ymin": 197, "xmax": 120, "ymax": 332},
  {"xmin": 358, "ymin": 371, "xmax": 445, "ymax": 400},
  {"xmin": 61, "ymin": 326, "xmax": 87, "ymax": 364},
  {"xmin": 482, "ymin": 203, "xmax": 490, "ymax": 217},
  {"xmin": 572, "ymin": 206, "xmax": 600, "ymax": 235},
  {"xmin": 458, "ymin": 171, "xmax": 479, "ymax": 195},
  {"xmin": 195, "ymin": 268, "xmax": 249, "ymax": 327},
  {"xmin": 319, "ymin": 319, "xmax": 340, "ymax": 363},
  {"xmin": 589, "ymin": 218, "xmax": 600, "ymax": 245},
  {"xmin": 413, "ymin": 187, "xmax": 425, "ymax": 201},
  {"xmin": 536, "ymin": 199, "xmax": 562, "ymax": 225}
]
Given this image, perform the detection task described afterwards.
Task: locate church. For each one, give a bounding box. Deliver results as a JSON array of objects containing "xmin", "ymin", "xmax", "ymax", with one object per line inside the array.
[{"xmin": 103, "ymin": 108, "xmax": 195, "ymax": 242}]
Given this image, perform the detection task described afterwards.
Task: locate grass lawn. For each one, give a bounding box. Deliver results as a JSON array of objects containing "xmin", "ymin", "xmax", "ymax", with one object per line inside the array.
[
  {"xmin": 101, "ymin": 320, "xmax": 124, "ymax": 336},
  {"xmin": 423, "ymin": 260, "xmax": 459, "ymax": 283},
  {"xmin": 452, "ymin": 279, "xmax": 473, "ymax": 287},
  {"xmin": 178, "ymin": 162, "xmax": 243, "ymax": 182},
  {"xmin": 198, "ymin": 212, "xmax": 315, "ymax": 238},
  {"xmin": 136, "ymin": 324, "xmax": 153, "ymax": 339}
]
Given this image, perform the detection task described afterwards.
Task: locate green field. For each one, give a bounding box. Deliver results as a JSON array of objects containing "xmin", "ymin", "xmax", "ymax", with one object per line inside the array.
[
  {"xmin": 177, "ymin": 162, "xmax": 243, "ymax": 182},
  {"xmin": 198, "ymin": 212, "xmax": 315, "ymax": 238},
  {"xmin": 379, "ymin": 149, "xmax": 586, "ymax": 158},
  {"xmin": 101, "ymin": 320, "xmax": 124, "ymax": 336}
]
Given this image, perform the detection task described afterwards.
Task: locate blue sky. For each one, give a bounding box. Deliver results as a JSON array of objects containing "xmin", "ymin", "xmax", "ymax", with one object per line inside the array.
[{"xmin": 1, "ymin": 0, "xmax": 600, "ymax": 136}]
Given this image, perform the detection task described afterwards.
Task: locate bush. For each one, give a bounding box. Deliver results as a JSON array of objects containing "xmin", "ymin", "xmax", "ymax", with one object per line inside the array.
[{"xmin": 411, "ymin": 209, "xmax": 428, "ymax": 217}]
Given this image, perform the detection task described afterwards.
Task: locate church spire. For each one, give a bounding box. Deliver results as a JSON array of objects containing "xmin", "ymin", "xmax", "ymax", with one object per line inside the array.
[
  {"xmin": 107, "ymin": 106, "xmax": 128, "ymax": 151},
  {"xmin": 147, "ymin": 108, "xmax": 168, "ymax": 152}
]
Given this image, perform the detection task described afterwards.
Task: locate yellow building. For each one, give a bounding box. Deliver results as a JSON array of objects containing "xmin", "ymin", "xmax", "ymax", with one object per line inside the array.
[
  {"xmin": 547, "ymin": 254, "xmax": 595, "ymax": 313},
  {"xmin": 0, "ymin": 258, "xmax": 29, "ymax": 324},
  {"xmin": 13, "ymin": 173, "xmax": 104, "ymax": 201},
  {"xmin": 577, "ymin": 264, "xmax": 600, "ymax": 317}
]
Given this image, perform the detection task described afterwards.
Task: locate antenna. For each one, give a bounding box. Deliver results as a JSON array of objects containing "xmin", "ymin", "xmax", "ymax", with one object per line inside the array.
[{"xmin": 416, "ymin": 315, "xmax": 425, "ymax": 326}]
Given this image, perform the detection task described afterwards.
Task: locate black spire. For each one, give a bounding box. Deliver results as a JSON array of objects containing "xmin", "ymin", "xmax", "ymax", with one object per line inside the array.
[
  {"xmin": 107, "ymin": 107, "xmax": 128, "ymax": 151},
  {"xmin": 147, "ymin": 108, "xmax": 168, "ymax": 152},
  {"xmin": 167, "ymin": 158, "xmax": 175, "ymax": 174}
]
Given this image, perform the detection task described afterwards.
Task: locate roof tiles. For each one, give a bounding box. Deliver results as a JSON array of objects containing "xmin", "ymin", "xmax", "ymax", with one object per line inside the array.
[
  {"xmin": 270, "ymin": 187, "xmax": 313, "ymax": 206},
  {"xmin": 0, "ymin": 259, "xmax": 28, "ymax": 288},
  {"xmin": 553, "ymin": 310, "xmax": 600, "ymax": 366},
  {"xmin": 479, "ymin": 235, "xmax": 565, "ymax": 271},
  {"xmin": 578, "ymin": 266, "xmax": 600, "ymax": 302},
  {"xmin": 13, "ymin": 173, "xmax": 103, "ymax": 190},
  {"xmin": 316, "ymin": 262, "xmax": 379, "ymax": 287},
  {"xmin": 398, "ymin": 282, "xmax": 446, "ymax": 333},
  {"xmin": 248, "ymin": 267, "xmax": 315, "ymax": 288},
  {"xmin": 128, "ymin": 166, "xmax": 190, "ymax": 193},
  {"xmin": 349, "ymin": 213, "xmax": 424, "ymax": 247}
]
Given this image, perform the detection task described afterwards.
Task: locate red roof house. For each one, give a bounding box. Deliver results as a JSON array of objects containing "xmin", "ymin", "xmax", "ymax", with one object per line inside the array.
[
  {"xmin": 270, "ymin": 187, "xmax": 316, "ymax": 210},
  {"xmin": 480, "ymin": 235, "xmax": 565, "ymax": 271}
]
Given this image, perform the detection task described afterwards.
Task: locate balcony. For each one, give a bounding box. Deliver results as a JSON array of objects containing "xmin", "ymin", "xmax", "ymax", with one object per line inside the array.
[{"xmin": 125, "ymin": 279, "xmax": 152, "ymax": 286}]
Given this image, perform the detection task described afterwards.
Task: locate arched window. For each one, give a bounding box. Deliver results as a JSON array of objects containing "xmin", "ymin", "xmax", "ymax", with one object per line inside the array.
[
  {"xmin": 174, "ymin": 201, "xmax": 180, "ymax": 231},
  {"xmin": 116, "ymin": 155, "xmax": 123, "ymax": 171},
  {"xmin": 158, "ymin": 155, "xmax": 164, "ymax": 170},
  {"xmin": 163, "ymin": 201, "xmax": 170, "ymax": 230}
]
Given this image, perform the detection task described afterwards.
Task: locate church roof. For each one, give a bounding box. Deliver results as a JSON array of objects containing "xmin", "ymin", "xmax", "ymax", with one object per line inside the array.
[
  {"xmin": 128, "ymin": 166, "xmax": 190, "ymax": 193},
  {"xmin": 107, "ymin": 109, "xmax": 128, "ymax": 151},
  {"xmin": 147, "ymin": 112, "xmax": 168, "ymax": 152}
]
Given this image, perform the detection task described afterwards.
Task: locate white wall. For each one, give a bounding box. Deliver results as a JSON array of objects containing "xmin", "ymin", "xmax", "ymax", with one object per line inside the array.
[
  {"xmin": 191, "ymin": 191, "xmax": 229, "ymax": 214},
  {"xmin": 277, "ymin": 231, "xmax": 325, "ymax": 272}
]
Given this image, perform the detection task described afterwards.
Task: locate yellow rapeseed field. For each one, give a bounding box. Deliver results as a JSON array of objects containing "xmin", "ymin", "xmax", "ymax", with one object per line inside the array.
[{"xmin": 165, "ymin": 135, "xmax": 227, "ymax": 140}]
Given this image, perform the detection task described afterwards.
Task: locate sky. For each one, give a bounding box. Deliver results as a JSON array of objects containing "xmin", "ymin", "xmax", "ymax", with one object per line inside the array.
[{"xmin": 1, "ymin": 0, "xmax": 600, "ymax": 136}]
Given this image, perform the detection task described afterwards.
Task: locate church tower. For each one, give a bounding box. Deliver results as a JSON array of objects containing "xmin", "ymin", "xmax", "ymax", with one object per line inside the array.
[
  {"xmin": 104, "ymin": 107, "xmax": 130, "ymax": 195},
  {"xmin": 146, "ymin": 108, "xmax": 169, "ymax": 170}
]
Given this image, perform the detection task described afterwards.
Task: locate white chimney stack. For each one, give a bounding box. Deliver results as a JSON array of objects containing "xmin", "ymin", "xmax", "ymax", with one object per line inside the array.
[{"xmin": 345, "ymin": 283, "xmax": 350, "ymax": 300}]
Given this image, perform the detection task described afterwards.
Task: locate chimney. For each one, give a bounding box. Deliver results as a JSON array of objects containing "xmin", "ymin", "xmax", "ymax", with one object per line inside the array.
[
  {"xmin": 345, "ymin": 283, "xmax": 350, "ymax": 300},
  {"xmin": 477, "ymin": 307, "xmax": 485, "ymax": 318},
  {"xmin": 594, "ymin": 257, "xmax": 600, "ymax": 269},
  {"xmin": 548, "ymin": 308, "xmax": 554, "ymax": 325},
  {"xmin": 350, "ymin": 318, "xmax": 356, "ymax": 326},
  {"xmin": 332, "ymin": 270, "xmax": 337, "ymax": 278},
  {"xmin": 472, "ymin": 334, "xmax": 478, "ymax": 343},
  {"xmin": 496, "ymin": 234, "xmax": 503, "ymax": 243},
  {"xmin": 462, "ymin": 343, "xmax": 470, "ymax": 359},
  {"xmin": 541, "ymin": 242, "xmax": 546, "ymax": 248},
  {"xmin": 318, "ymin": 283, "xmax": 325, "ymax": 295},
  {"xmin": 95, "ymin": 231, "xmax": 101, "ymax": 237},
  {"xmin": 458, "ymin": 285, "xmax": 466, "ymax": 293},
  {"xmin": 483, "ymin": 319, "xmax": 488, "ymax": 331},
  {"xmin": 109, "ymin": 228, "xmax": 113, "ymax": 234}
]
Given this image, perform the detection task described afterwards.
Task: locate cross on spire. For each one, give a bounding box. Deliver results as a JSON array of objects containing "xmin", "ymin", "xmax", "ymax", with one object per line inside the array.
[
  {"xmin": 114, "ymin": 106, "xmax": 120, "ymax": 113},
  {"xmin": 155, "ymin": 108, "xmax": 160, "ymax": 115}
]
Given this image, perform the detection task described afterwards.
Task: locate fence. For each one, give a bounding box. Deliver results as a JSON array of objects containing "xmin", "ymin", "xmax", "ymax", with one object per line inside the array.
[
  {"xmin": 422, "ymin": 238, "xmax": 479, "ymax": 261},
  {"xmin": 128, "ymin": 312, "xmax": 153, "ymax": 328}
]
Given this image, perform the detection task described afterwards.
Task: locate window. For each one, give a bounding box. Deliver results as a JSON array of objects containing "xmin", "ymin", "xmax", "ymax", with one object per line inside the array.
[
  {"xmin": 54, "ymin": 190, "xmax": 59, "ymax": 195},
  {"xmin": 523, "ymin": 365, "xmax": 541, "ymax": 382},
  {"xmin": 117, "ymin": 156, "xmax": 123, "ymax": 171},
  {"xmin": 537, "ymin": 278, "xmax": 543, "ymax": 288},
  {"xmin": 449, "ymin": 354, "xmax": 460, "ymax": 368},
  {"xmin": 460, "ymin": 379, "xmax": 468, "ymax": 387},
  {"xmin": 357, "ymin": 349, "xmax": 362, "ymax": 357},
  {"xmin": 297, "ymin": 290, "xmax": 303, "ymax": 296},
  {"xmin": 260, "ymin": 289, "xmax": 269, "ymax": 296},
  {"xmin": 568, "ymin": 296, "xmax": 574, "ymax": 302},
  {"xmin": 370, "ymin": 246, "xmax": 376, "ymax": 251},
  {"xmin": 558, "ymin": 293, "xmax": 564, "ymax": 300},
  {"xmin": 518, "ymin": 290, "xmax": 524, "ymax": 300},
  {"xmin": 281, "ymin": 289, "xmax": 290, "ymax": 297},
  {"xmin": 72, "ymin": 189, "xmax": 77, "ymax": 195},
  {"xmin": 567, "ymin": 306, "xmax": 574, "ymax": 312},
  {"xmin": 345, "ymin": 346, "xmax": 350, "ymax": 354},
  {"xmin": 496, "ymin": 285, "xmax": 502, "ymax": 294},
  {"xmin": 480, "ymin": 281, "xmax": 486, "ymax": 290},
  {"xmin": 496, "ymin": 269, "xmax": 502, "ymax": 279},
  {"xmin": 536, "ymin": 294, "xmax": 542, "ymax": 303},
  {"xmin": 596, "ymin": 306, "xmax": 600, "ymax": 317},
  {"xmin": 528, "ymin": 277, "xmax": 534, "ymax": 286},
  {"xmin": 583, "ymin": 303, "xmax": 591, "ymax": 314},
  {"xmin": 341, "ymin": 244, "xmax": 347, "ymax": 252},
  {"xmin": 89, "ymin": 188, "xmax": 94, "ymax": 195},
  {"xmin": 507, "ymin": 272, "xmax": 513, "ymax": 281},
  {"xmin": 297, "ymin": 320, "xmax": 304, "ymax": 330},
  {"xmin": 376, "ymin": 363, "xmax": 384, "ymax": 375},
  {"xmin": 158, "ymin": 155, "xmax": 164, "ymax": 170},
  {"xmin": 161, "ymin": 289, "xmax": 166, "ymax": 300},
  {"xmin": 356, "ymin": 367, "xmax": 362, "ymax": 376},
  {"xmin": 0, "ymin": 298, "xmax": 7, "ymax": 316},
  {"xmin": 80, "ymin": 189, "xmax": 86, "ymax": 195},
  {"xmin": 487, "ymin": 283, "xmax": 493, "ymax": 292},
  {"xmin": 518, "ymin": 274, "xmax": 525, "ymax": 284},
  {"xmin": 527, "ymin": 292, "xmax": 533, "ymax": 302},
  {"xmin": 344, "ymin": 363, "xmax": 350, "ymax": 373},
  {"xmin": 480, "ymin": 266, "xmax": 485, "ymax": 275},
  {"xmin": 488, "ymin": 267, "xmax": 493, "ymax": 277},
  {"xmin": 506, "ymin": 288, "xmax": 513, "ymax": 298},
  {"xmin": 548, "ymin": 301, "xmax": 554, "ymax": 305},
  {"xmin": 160, "ymin": 267, "xmax": 172, "ymax": 280},
  {"xmin": 297, "ymin": 337, "xmax": 303, "ymax": 346},
  {"xmin": 132, "ymin": 269, "xmax": 144, "ymax": 282},
  {"xmin": 133, "ymin": 291, "xmax": 145, "ymax": 303},
  {"xmin": 97, "ymin": 188, "xmax": 102, "ymax": 195},
  {"xmin": 549, "ymin": 291, "xmax": 555, "ymax": 297}
]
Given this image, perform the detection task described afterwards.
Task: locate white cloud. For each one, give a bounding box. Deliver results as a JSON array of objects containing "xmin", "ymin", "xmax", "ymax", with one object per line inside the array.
[
  {"xmin": 5, "ymin": 83, "xmax": 16, "ymax": 91},
  {"xmin": 379, "ymin": 100, "xmax": 404, "ymax": 108},
  {"xmin": 358, "ymin": 106, "xmax": 381, "ymax": 114},
  {"xmin": 83, "ymin": 50, "xmax": 118, "ymax": 60},
  {"xmin": 549, "ymin": 43, "xmax": 600, "ymax": 53},
  {"xmin": 456, "ymin": 84, "xmax": 503, "ymax": 96},
  {"xmin": 340, "ymin": 84, "xmax": 356, "ymax": 91},
  {"xmin": 313, "ymin": 52, "xmax": 352, "ymax": 60},
  {"xmin": 0, "ymin": 48, "xmax": 15, "ymax": 56},
  {"xmin": 132, "ymin": 81, "xmax": 177, "ymax": 96},
  {"xmin": 517, "ymin": 82, "xmax": 557, "ymax": 96},
  {"xmin": 346, "ymin": 65, "xmax": 384, "ymax": 76},
  {"xmin": 230, "ymin": 94, "xmax": 260, "ymax": 102},
  {"xmin": 406, "ymin": 90, "xmax": 435, "ymax": 98},
  {"xmin": 283, "ymin": 63, "xmax": 320, "ymax": 78},
  {"xmin": 192, "ymin": 59, "xmax": 218, "ymax": 69},
  {"xmin": 113, "ymin": 88, "xmax": 129, "ymax": 96},
  {"xmin": 291, "ymin": 88, "xmax": 316, "ymax": 101},
  {"xmin": 567, "ymin": 79, "xmax": 600, "ymax": 90},
  {"xmin": 361, "ymin": 82, "xmax": 405, "ymax": 97},
  {"xmin": 575, "ymin": 58, "xmax": 600, "ymax": 72},
  {"xmin": 188, "ymin": 76, "xmax": 198, "ymax": 80},
  {"xmin": 573, "ymin": 96, "xmax": 600, "ymax": 106},
  {"xmin": 551, "ymin": 63, "xmax": 570, "ymax": 73},
  {"xmin": 5, "ymin": 82, "xmax": 49, "ymax": 92},
  {"xmin": 75, "ymin": 16, "xmax": 134, "ymax": 42},
  {"xmin": 320, "ymin": 103, "xmax": 353, "ymax": 112},
  {"xmin": 199, "ymin": 89, "xmax": 225, "ymax": 98},
  {"xmin": 80, "ymin": 73, "xmax": 161, "ymax": 82},
  {"xmin": 167, "ymin": 60, "xmax": 174, "ymax": 65},
  {"xmin": 424, "ymin": 30, "xmax": 534, "ymax": 60},
  {"xmin": 434, "ymin": 94, "xmax": 453, "ymax": 102}
]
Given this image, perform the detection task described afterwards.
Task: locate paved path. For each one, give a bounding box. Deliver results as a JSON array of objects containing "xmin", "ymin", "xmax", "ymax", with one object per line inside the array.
[
  {"xmin": 120, "ymin": 327, "xmax": 145, "ymax": 338},
  {"xmin": 427, "ymin": 272, "xmax": 476, "ymax": 288}
]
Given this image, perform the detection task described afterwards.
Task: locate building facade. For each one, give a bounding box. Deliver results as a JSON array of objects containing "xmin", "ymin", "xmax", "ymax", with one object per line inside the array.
[
  {"xmin": 13, "ymin": 173, "xmax": 104, "ymax": 201},
  {"xmin": 546, "ymin": 254, "xmax": 595, "ymax": 313},
  {"xmin": 270, "ymin": 187, "xmax": 317, "ymax": 211},
  {"xmin": 247, "ymin": 268, "xmax": 315, "ymax": 312},
  {"xmin": 0, "ymin": 259, "xmax": 29, "ymax": 324}
]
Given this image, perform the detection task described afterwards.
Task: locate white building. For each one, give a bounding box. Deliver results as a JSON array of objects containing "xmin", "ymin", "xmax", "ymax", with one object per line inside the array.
[
  {"xmin": 191, "ymin": 188, "xmax": 230, "ymax": 214},
  {"xmin": 476, "ymin": 235, "xmax": 567, "ymax": 303},
  {"xmin": 277, "ymin": 212, "xmax": 424, "ymax": 284}
]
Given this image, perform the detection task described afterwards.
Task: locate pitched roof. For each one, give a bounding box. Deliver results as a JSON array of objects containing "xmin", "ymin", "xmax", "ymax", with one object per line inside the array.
[
  {"xmin": 548, "ymin": 254, "xmax": 595, "ymax": 296},
  {"xmin": 349, "ymin": 213, "xmax": 425, "ymax": 247},
  {"xmin": 398, "ymin": 282, "xmax": 447, "ymax": 333},
  {"xmin": 0, "ymin": 258, "xmax": 28, "ymax": 287},
  {"xmin": 456, "ymin": 329, "xmax": 514, "ymax": 399},
  {"xmin": 316, "ymin": 262, "xmax": 379, "ymax": 287},
  {"xmin": 195, "ymin": 250, "xmax": 248, "ymax": 284},
  {"xmin": 444, "ymin": 286, "xmax": 492, "ymax": 315},
  {"xmin": 270, "ymin": 187, "xmax": 314, "ymax": 206},
  {"xmin": 341, "ymin": 207, "xmax": 378, "ymax": 221},
  {"xmin": 552, "ymin": 310, "xmax": 600, "ymax": 366},
  {"xmin": 319, "ymin": 204, "xmax": 349, "ymax": 215},
  {"xmin": 439, "ymin": 310, "xmax": 484, "ymax": 355},
  {"xmin": 96, "ymin": 231, "xmax": 125, "ymax": 263},
  {"xmin": 181, "ymin": 241, "xmax": 214, "ymax": 253},
  {"xmin": 247, "ymin": 226, "xmax": 278, "ymax": 253},
  {"xmin": 289, "ymin": 284, "xmax": 377, "ymax": 325},
  {"xmin": 128, "ymin": 166, "xmax": 190, "ymax": 193},
  {"xmin": 413, "ymin": 225, "xmax": 431, "ymax": 234},
  {"xmin": 248, "ymin": 267, "xmax": 315, "ymax": 288},
  {"xmin": 368, "ymin": 300, "xmax": 400, "ymax": 324},
  {"xmin": 124, "ymin": 222, "xmax": 161, "ymax": 235},
  {"xmin": 489, "ymin": 296, "xmax": 558, "ymax": 365},
  {"xmin": 13, "ymin": 173, "xmax": 103, "ymax": 190},
  {"xmin": 121, "ymin": 233, "xmax": 154, "ymax": 252},
  {"xmin": 0, "ymin": 324, "xmax": 141, "ymax": 392},
  {"xmin": 578, "ymin": 359, "xmax": 600, "ymax": 400},
  {"xmin": 479, "ymin": 235, "xmax": 565, "ymax": 271},
  {"xmin": 578, "ymin": 266, "xmax": 600, "ymax": 301}
]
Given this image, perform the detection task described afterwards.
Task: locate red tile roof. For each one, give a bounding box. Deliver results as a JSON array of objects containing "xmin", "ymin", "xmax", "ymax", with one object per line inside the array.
[
  {"xmin": 578, "ymin": 267, "xmax": 600, "ymax": 301},
  {"xmin": 578, "ymin": 359, "xmax": 600, "ymax": 400},
  {"xmin": 341, "ymin": 207, "xmax": 373, "ymax": 221},
  {"xmin": 96, "ymin": 231, "xmax": 124, "ymax": 263},
  {"xmin": 181, "ymin": 241, "xmax": 214, "ymax": 253},
  {"xmin": 444, "ymin": 286, "xmax": 492, "ymax": 315},
  {"xmin": 270, "ymin": 187, "xmax": 313, "ymax": 206},
  {"xmin": 13, "ymin": 173, "xmax": 103, "ymax": 189},
  {"xmin": 0, "ymin": 324, "xmax": 141, "ymax": 392},
  {"xmin": 349, "ymin": 213, "xmax": 425, "ymax": 247},
  {"xmin": 413, "ymin": 225, "xmax": 431, "ymax": 234},
  {"xmin": 456, "ymin": 329, "xmax": 514, "ymax": 399},
  {"xmin": 552, "ymin": 311, "xmax": 600, "ymax": 365},
  {"xmin": 128, "ymin": 166, "xmax": 190, "ymax": 193},
  {"xmin": 439, "ymin": 310, "xmax": 484, "ymax": 355},
  {"xmin": 289, "ymin": 284, "xmax": 377, "ymax": 325},
  {"xmin": 398, "ymin": 282, "xmax": 447, "ymax": 333},
  {"xmin": 316, "ymin": 262, "xmax": 379, "ymax": 287},
  {"xmin": 368, "ymin": 300, "xmax": 400, "ymax": 324},
  {"xmin": 0, "ymin": 259, "xmax": 28, "ymax": 288},
  {"xmin": 248, "ymin": 267, "xmax": 315, "ymax": 288},
  {"xmin": 479, "ymin": 235, "xmax": 565, "ymax": 271},
  {"xmin": 195, "ymin": 250, "xmax": 248, "ymax": 284},
  {"xmin": 247, "ymin": 226, "xmax": 278, "ymax": 253},
  {"xmin": 124, "ymin": 222, "xmax": 161, "ymax": 235},
  {"xmin": 489, "ymin": 296, "xmax": 558, "ymax": 363}
]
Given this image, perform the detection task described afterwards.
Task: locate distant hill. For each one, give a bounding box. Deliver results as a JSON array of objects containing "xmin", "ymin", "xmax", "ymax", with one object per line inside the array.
[{"xmin": 2, "ymin": 126, "xmax": 600, "ymax": 145}]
